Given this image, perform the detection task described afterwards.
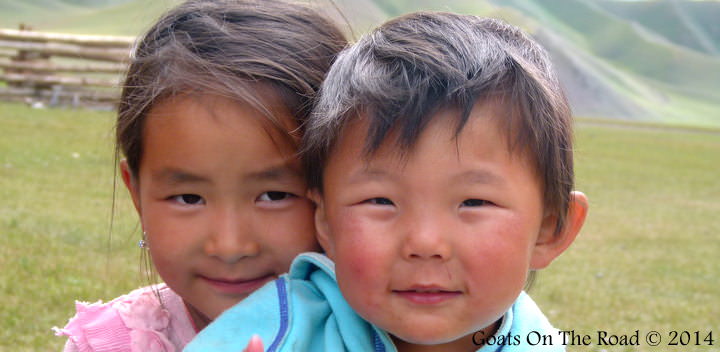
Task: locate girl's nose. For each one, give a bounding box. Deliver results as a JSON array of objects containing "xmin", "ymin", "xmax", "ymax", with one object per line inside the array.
[{"xmin": 204, "ymin": 208, "xmax": 260, "ymax": 263}]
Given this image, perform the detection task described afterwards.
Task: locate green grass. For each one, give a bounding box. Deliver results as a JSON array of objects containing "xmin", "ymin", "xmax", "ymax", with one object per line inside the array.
[
  {"xmin": 533, "ymin": 120, "xmax": 720, "ymax": 352},
  {"xmin": 0, "ymin": 102, "xmax": 140, "ymax": 351},
  {"xmin": 2, "ymin": 103, "xmax": 719, "ymax": 351}
]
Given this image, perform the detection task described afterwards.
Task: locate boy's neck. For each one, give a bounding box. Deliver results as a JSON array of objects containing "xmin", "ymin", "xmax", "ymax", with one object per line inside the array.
[{"xmin": 391, "ymin": 319, "xmax": 501, "ymax": 352}]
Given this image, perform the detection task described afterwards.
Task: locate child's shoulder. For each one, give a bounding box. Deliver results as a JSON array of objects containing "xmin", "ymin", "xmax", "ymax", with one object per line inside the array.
[
  {"xmin": 498, "ymin": 292, "xmax": 564, "ymax": 351},
  {"xmin": 54, "ymin": 284, "xmax": 195, "ymax": 352}
]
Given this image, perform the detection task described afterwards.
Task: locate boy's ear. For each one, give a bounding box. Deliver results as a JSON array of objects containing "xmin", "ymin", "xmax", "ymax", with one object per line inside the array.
[
  {"xmin": 120, "ymin": 159, "xmax": 142, "ymax": 215},
  {"xmin": 307, "ymin": 190, "xmax": 334, "ymax": 259},
  {"xmin": 530, "ymin": 191, "xmax": 588, "ymax": 270}
]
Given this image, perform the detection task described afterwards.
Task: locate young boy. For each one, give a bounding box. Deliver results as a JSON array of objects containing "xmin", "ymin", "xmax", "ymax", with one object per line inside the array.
[{"xmin": 185, "ymin": 12, "xmax": 588, "ymax": 352}]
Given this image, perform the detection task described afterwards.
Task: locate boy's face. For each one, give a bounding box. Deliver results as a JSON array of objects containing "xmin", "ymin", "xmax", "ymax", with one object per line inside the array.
[{"xmin": 314, "ymin": 102, "xmax": 580, "ymax": 347}]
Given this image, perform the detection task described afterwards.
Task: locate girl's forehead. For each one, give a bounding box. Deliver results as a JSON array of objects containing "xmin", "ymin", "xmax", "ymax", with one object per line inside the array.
[
  {"xmin": 141, "ymin": 93, "xmax": 299, "ymax": 160},
  {"xmin": 151, "ymin": 90, "xmax": 298, "ymax": 135}
]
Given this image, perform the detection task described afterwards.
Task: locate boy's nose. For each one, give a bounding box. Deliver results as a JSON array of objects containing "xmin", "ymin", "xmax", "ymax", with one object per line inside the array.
[
  {"xmin": 401, "ymin": 214, "xmax": 452, "ymax": 261},
  {"xmin": 204, "ymin": 208, "xmax": 260, "ymax": 263}
]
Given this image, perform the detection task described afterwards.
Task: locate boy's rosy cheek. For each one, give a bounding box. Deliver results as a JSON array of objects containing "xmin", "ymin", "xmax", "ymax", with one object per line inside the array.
[
  {"xmin": 339, "ymin": 256, "xmax": 385, "ymax": 313},
  {"xmin": 345, "ymin": 253, "xmax": 372, "ymax": 280},
  {"xmin": 338, "ymin": 244, "xmax": 381, "ymax": 294},
  {"xmin": 332, "ymin": 211, "xmax": 386, "ymax": 287}
]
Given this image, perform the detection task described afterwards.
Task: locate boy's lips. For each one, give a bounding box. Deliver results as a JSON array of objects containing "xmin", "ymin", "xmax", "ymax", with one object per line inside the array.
[
  {"xmin": 393, "ymin": 285, "xmax": 462, "ymax": 305},
  {"xmin": 201, "ymin": 274, "xmax": 275, "ymax": 295}
]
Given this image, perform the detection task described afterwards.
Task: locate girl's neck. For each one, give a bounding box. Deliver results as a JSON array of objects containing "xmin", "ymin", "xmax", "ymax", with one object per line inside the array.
[
  {"xmin": 392, "ymin": 319, "xmax": 500, "ymax": 352},
  {"xmin": 183, "ymin": 301, "xmax": 212, "ymax": 332}
]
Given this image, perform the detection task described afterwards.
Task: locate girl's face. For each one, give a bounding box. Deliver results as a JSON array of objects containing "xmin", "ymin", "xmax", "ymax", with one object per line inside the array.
[{"xmin": 121, "ymin": 93, "xmax": 318, "ymax": 328}]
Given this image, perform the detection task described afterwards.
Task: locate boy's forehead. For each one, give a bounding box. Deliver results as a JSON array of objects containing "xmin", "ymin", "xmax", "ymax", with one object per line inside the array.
[
  {"xmin": 327, "ymin": 101, "xmax": 524, "ymax": 164},
  {"xmin": 320, "ymin": 102, "xmax": 544, "ymax": 196},
  {"xmin": 333, "ymin": 100, "xmax": 516, "ymax": 150}
]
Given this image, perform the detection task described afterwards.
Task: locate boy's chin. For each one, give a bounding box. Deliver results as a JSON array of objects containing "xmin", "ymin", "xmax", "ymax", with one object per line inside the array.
[{"xmin": 390, "ymin": 330, "xmax": 472, "ymax": 347}]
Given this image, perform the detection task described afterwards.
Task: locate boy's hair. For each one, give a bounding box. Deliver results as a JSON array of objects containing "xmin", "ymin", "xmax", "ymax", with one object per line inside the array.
[
  {"xmin": 117, "ymin": 0, "xmax": 347, "ymax": 176},
  {"xmin": 304, "ymin": 12, "xmax": 574, "ymax": 232}
]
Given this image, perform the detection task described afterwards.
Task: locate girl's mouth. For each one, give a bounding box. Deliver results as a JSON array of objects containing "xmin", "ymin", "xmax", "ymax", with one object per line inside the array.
[{"xmin": 201, "ymin": 274, "xmax": 275, "ymax": 295}]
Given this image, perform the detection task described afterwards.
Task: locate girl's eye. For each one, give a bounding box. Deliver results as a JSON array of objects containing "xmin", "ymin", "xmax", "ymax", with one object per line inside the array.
[
  {"xmin": 257, "ymin": 191, "xmax": 295, "ymax": 202},
  {"xmin": 461, "ymin": 199, "xmax": 487, "ymax": 207},
  {"xmin": 364, "ymin": 197, "xmax": 394, "ymax": 206},
  {"xmin": 171, "ymin": 194, "xmax": 205, "ymax": 205}
]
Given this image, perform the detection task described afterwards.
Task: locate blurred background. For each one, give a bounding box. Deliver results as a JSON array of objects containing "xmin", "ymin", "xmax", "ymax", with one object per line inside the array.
[{"xmin": 1, "ymin": 0, "xmax": 718, "ymax": 351}]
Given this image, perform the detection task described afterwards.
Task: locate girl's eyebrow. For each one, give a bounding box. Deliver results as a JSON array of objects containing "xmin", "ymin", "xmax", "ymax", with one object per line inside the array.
[
  {"xmin": 154, "ymin": 168, "xmax": 209, "ymax": 185},
  {"xmin": 152, "ymin": 165, "xmax": 302, "ymax": 185},
  {"xmin": 244, "ymin": 165, "xmax": 302, "ymax": 182}
]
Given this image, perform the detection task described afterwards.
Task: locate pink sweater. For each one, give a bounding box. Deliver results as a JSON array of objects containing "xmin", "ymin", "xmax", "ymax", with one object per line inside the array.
[{"xmin": 54, "ymin": 284, "xmax": 196, "ymax": 352}]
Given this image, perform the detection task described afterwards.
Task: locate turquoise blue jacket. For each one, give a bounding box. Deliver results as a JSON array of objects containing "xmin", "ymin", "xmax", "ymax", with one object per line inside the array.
[{"xmin": 184, "ymin": 253, "xmax": 566, "ymax": 351}]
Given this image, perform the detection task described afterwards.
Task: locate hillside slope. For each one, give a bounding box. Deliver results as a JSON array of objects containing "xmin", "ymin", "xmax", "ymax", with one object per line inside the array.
[
  {"xmin": 484, "ymin": 0, "xmax": 720, "ymax": 126},
  {"xmin": 0, "ymin": 0, "xmax": 175, "ymax": 35},
  {"xmin": 498, "ymin": 0, "xmax": 720, "ymax": 96},
  {"xmin": 1, "ymin": 0, "xmax": 718, "ymax": 126},
  {"xmin": 596, "ymin": 0, "xmax": 720, "ymax": 57}
]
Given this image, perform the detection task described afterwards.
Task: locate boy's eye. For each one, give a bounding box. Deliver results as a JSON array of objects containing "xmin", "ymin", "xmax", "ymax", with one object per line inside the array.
[
  {"xmin": 257, "ymin": 191, "xmax": 295, "ymax": 202},
  {"xmin": 364, "ymin": 197, "xmax": 394, "ymax": 206},
  {"xmin": 170, "ymin": 194, "xmax": 205, "ymax": 205},
  {"xmin": 461, "ymin": 199, "xmax": 487, "ymax": 207}
]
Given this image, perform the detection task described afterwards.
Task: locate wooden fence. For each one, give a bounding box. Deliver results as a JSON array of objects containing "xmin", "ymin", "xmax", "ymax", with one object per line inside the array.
[{"xmin": 0, "ymin": 28, "xmax": 133, "ymax": 109}]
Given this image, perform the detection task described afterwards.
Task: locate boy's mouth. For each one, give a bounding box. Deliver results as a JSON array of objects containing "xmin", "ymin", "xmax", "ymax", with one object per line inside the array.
[{"xmin": 393, "ymin": 285, "xmax": 461, "ymax": 305}]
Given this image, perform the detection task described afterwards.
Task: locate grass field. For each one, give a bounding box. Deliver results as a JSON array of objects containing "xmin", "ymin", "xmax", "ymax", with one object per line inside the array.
[{"xmin": 1, "ymin": 101, "xmax": 718, "ymax": 351}]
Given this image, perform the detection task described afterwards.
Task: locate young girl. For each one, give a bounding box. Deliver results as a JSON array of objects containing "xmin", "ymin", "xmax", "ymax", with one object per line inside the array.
[{"xmin": 53, "ymin": 0, "xmax": 346, "ymax": 350}]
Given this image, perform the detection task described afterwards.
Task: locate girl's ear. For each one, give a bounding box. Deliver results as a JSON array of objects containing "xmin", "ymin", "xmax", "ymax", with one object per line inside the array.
[
  {"xmin": 307, "ymin": 190, "xmax": 334, "ymax": 259},
  {"xmin": 120, "ymin": 159, "xmax": 142, "ymax": 215},
  {"xmin": 530, "ymin": 191, "xmax": 588, "ymax": 270}
]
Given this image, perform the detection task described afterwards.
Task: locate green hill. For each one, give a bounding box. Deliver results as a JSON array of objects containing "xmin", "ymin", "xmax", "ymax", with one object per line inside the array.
[
  {"xmin": 498, "ymin": 0, "xmax": 720, "ymax": 94},
  {"xmin": 596, "ymin": 0, "xmax": 720, "ymax": 56},
  {"xmin": 0, "ymin": 0, "xmax": 175, "ymax": 35},
  {"xmin": 1, "ymin": 0, "xmax": 719, "ymax": 127}
]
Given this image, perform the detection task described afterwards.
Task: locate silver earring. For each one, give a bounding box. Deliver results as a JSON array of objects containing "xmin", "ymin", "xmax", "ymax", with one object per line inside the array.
[{"xmin": 138, "ymin": 231, "xmax": 148, "ymax": 249}]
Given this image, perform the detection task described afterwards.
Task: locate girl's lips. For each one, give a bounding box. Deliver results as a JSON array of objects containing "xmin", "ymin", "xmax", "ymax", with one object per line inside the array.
[
  {"xmin": 201, "ymin": 274, "xmax": 275, "ymax": 295},
  {"xmin": 393, "ymin": 288, "xmax": 461, "ymax": 305}
]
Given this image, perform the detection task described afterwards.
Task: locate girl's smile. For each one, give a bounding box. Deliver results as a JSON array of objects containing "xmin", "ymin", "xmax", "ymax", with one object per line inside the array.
[
  {"xmin": 122, "ymin": 93, "xmax": 320, "ymax": 329},
  {"xmin": 199, "ymin": 274, "xmax": 276, "ymax": 296}
]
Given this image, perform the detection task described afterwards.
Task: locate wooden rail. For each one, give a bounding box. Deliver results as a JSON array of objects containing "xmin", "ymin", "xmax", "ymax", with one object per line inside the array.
[
  {"xmin": 0, "ymin": 60, "xmax": 125, "ymax": 74},
  {"xmin": 0, "ymin": 40, "xmax": 129, "ymax": 62},
  {"xmin": 0, "ymin": 29, "xmax": 134, "ymax": 48},
  {"xmin": 0, "ymin": 28, "xmax": 133, "ymax": 108}
]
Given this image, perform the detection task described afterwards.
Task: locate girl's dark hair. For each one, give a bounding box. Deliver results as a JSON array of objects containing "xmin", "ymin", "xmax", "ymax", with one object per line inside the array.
[
  {"xmin": 116, "ymin": 0, "xmax": 347, "ymax": 177},
  {"xmin": 304, "ymin": 12, "xmax": 573, "ymax": 234}
]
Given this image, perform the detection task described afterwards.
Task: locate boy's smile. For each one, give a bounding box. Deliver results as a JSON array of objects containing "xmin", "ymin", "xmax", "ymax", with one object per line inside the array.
[{"xmin": 314, "ymin": 101, "xmax": 583, "ymax": 350}]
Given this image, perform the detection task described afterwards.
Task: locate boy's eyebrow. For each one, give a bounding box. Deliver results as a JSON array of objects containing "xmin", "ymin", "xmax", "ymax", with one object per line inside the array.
[
  {"xmin": 454, "ymin": 170, "xmax": 505, "ymax": 186},
  {"xmin": 347, "ymin": 169, "xmax": 505, "ymax": 186},
  {"xmin": 345, "ymin": 168, "xmax": 391, "ymax": 185}
]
